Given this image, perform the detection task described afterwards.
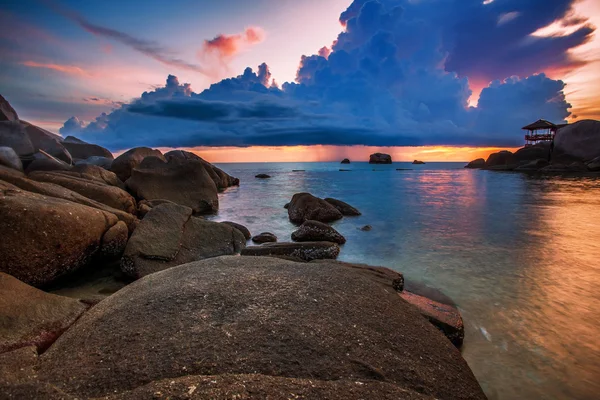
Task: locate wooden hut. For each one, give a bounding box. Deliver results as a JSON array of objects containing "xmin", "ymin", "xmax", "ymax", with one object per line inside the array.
[{"xmin": 522, "ymin": 119, "xmax": 567, "ymax": 145}]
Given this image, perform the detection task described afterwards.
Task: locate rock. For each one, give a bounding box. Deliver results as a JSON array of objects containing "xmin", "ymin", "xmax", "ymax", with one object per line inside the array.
[
  {"xmin": 324, "ymin": 197, "xmax": 361, "ymax": 216},
  {"xmin": 288, "ymin": 193, "xmax": 343, "ymax": 223},
  {"xmin": 126, "ymin": 157, "xmax": 219, "ymax": 215},
  {"xmin": 255, "ymin": 173, "xmax": 271, "ymax": 179},
  {"xmin": 412, "ymin": 160, "xmax": 426, "ymax": 165},
  {"xmin": 360, "ymin": 225, "xmax": 372, "ymax": 231},
  {"xmin": 464, "ymin": 158, "xmax": 485, "ymax": 169},
  {"xmin": 341, "ymin": 158, "xmax": 350, "ymax": 164},
  {"xmin": 252, "ymin": 232, "xmax": 278, "ymax": 244},
  {"xmin": 284, "ymin": 202, "xmax": 290, "ymax": 209},
  {"xmin": 554, "ymin": 120, "xmax": 600, "ymax": 161},
  {"xmin": 0, "ymin": 94, "xmax": 18, "ymax": 121},
  {"xmin": 586, "ymin": 156, "xmax": 600, "ymax": 172},
  {"xmin": 568, "ymin": 161, "xmax": 590, "ymax": 172},
  {"xmin": 242, "ymin": 242, "xmax": 340, "ymax": 261},
  {"xmin": 0, "ymin": 146, "xmax": 23, "ymax": 171},
  {"xmin": 369, "ymin": 153, "xmax": 392, "ymax": 164},
  {"xmin": 292, "ymin": 220, "xmax": 346, "ymax": 244},
  {"xmin": 514, "ymin": 159, "xmax": 549, "ymax": 171},
  {"xmin": 0, "ymin": 121, "xmax": 34, "ymax": 161},
  {"xmin": 339, "ymin": 169, "xmax": 351, "ymax": 171},
  {"xmin": 0, "ymin": 273, "xmax": 87, "ymax": 354},
  {"xmin": 484, "ymin": 150, "xmax": 517, "ymax": 170},
  {"xmin": 121, "ymin": 204, "xmax": 246, "ymax": 278},
  {"xmin": 0, "ymin": 186, "xmax": 127, "ymax": 286},
  {"xmin": 99, "ymin": 221, "xmax": 129, "ymax": 259},
  {"xmin": 399, "ymin": 290, "xmax": 464, "ymax": 348},
  {"xmin": 21, "ymin": 121, "xmax": 72, "ymax": 164},
  {"xmin": 13, "ymin": 256, "xmax": 485, "ymax": 399},
  {"xmin": 514, "ymin": 143, "xmax": 550, "ymax": 164},
  {"xmin": 165, "ymin": 150, "xmax": 239, "ymax": 189},
  {"xmin": 111, "ymin": 147, "xmax": 165, "ymax": 182},
  {"xmin": 29, "ymin": 171, "xmax": 136, "ymax": 214},
  {"xmin": 25, "ymin": 152, "xmax": 72, "ymax": 173},
  {"xmin": 136, "ymin": 199, "xmax": 178, "ymax": 218},
  {"xmin": 63, "ymin": 164, "xmax": 124, "ymax": 188},
  {"xmin": 540, "ymin": 161, "xmax": 590, "ymax": 173},
  {"xmin": 75, "ymin": 156, "xmax": 113, "ymax": 170},
  {"xmin": 0, "ymin": 166, "xmax": 137, "ymax": 232},
  {"xmin": 221, "ymin": 221, "xmax": 251, "ymax": 240},
  {"xmin": 62, "ymin": 136, "xmax": 113, "ymax": 161}
]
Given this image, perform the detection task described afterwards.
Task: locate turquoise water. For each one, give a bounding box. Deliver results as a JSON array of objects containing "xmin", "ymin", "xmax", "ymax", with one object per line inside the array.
[{"xmin": 210, "ymin": 162, "xmax": 600, "ymax": 400}]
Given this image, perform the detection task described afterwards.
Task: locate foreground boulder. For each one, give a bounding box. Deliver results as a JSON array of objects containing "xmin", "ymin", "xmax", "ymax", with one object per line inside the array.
[
  {"xmin": 221, "ymin": 221, "xmax": 251, "ymax": 240},
  {"xmin": 324, "ymin": 197, "xmax": 361, "ymax": 216},
  {"xmin": 369, "ymin": 153, "xmax": 392, "ymax": 164},
  {"xmin": 0, "ymin": 121, "xmax": 34, "ymax": 161},
  {"xmin": 56, "ymin": 163, "xmax": 125, "ymax": 189},
  {"xmin": 121, "ymin": 203, "xmax": 246, "ymax": 278},
  {"xmin": 111, "ymin": 147, "xmax": 165, "ymax": 182},
  {"xmin": 126, "ymin": 157, "xmax": 219, "ymax": 214},
  {"xmin": 288, "ymin": 193, "xmax": 343, "ymax": 223},
  {"xmin": 7, "ymin": 256, "xmax": 485, "ymax": 399},
  {"xmin": 0, "ymin": 186, "xmax": 128, "ymax": 286},
  {"xmin": 165, "ymin": 150, "xmax": 239, "ymax": 189},
  {"xmin": 242, "ymin": 241, "xmax": 340, "ymax": 261},
  {"xmin": 25, "ymin": 152, "xmax": 72, "ymax": 173},
  {"xmin": 554, "ymin": 120, "xmax": 600, "ymax": 162},
  {"xmin": 0, "ymin": 273, "xmax": 87, "ymax": 354},
  {"xmin": 21, "ymin": 121, "xmax": 72, "ymax": 164},
  {"xmin": 62, "ymin": 136, "xmax": 113, "ymax": 161},
  {"xmin": 484, "ymin": 150, "xmax": 517, "ymax": 170},
  {"xmin": 292, "ymin": 220, "xmax": 346, "ymax": 244},
  {"xmin": 465, "ymin": 158, "xmax": 485, "ymax": 169},
  {"xmin": 0, "ymin": 146, "xmax": 22, "ymax": 171}
]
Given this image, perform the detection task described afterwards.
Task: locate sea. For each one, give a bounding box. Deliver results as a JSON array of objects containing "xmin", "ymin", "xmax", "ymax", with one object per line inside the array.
[{"xmin": 209, "ymin": 161, "xmax": 600, "ymax": 400}]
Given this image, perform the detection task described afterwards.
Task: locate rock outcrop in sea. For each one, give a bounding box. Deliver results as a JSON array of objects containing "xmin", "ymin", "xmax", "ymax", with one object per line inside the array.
[{"xmin": 369, "ymin": 152, "xmax": 392, "ymax": 164}]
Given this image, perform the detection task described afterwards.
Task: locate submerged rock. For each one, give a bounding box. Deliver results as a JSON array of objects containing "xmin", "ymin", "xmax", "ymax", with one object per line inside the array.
[
  {"xmin": 465, "ymin": 158, "xmax": 485, "ymax": 169},
  {"xmin": 111, "ymin": 147, "xmax": 165, "ymax": 182},
  {"xmin": 242, "ymin": 242, "xmax": 340, "ymax": 261},
  {"xmin": 8, "ymin": 256, "xmax": 485, "ymax": 399},
  {"xmin": 288, "ymin": 192, "xmax": 343, "ymax": 223},
  {"xmin": 369, "ymin": 153, "xmax": 392, "ymax": 164},
  {"xmin": 255, "ymin": 173, "xmax": 271, "ymax": 179},
  {"xmin": 324, "ymin": 197, "xmax": 361, "ymax": 216},
  {"xmin": 221, "ymin": 221, "xmax": 252, "ymax": 240},
  {"xmin": 0, "ymin": 146, "xmax": 22, "ymax": 171},
  {"xmin": 252, "ymin": 232, "xmax": 278, "ymax": 244},
  {"xmin": 360, "ymin": 225, "xmax": 373, "ymax": 231},
  {"xmin": 292, "ymin": 220, "xmax": 346, "ymax": 244}
]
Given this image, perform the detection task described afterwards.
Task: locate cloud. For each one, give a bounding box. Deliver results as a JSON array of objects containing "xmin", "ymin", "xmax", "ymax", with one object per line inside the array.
[
  {"xmin": 61, "ymin": 0, "xmax": 576, "ymax": 150},
  {"xmin": 20, "ymin": 61, "xmax": 89, "ymax": 76}
]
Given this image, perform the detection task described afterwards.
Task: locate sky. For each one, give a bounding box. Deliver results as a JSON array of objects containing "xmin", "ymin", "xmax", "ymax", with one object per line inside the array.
[{"xmin": 1, "ymin": 0, "xmax": 599, "ymax": 162}]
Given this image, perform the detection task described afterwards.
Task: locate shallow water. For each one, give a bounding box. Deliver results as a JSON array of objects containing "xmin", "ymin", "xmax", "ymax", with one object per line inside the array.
[{"xmin": 210, "ymin": 162, "xmax": 600, "ymax": 400}]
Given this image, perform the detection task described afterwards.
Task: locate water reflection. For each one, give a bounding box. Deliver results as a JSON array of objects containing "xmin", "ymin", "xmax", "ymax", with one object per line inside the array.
[{"xmin": 212, "ymin": 163, "xmax": 600, "ymax": 400}]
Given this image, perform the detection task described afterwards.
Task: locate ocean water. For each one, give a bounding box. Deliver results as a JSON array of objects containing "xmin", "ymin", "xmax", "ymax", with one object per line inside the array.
[{"xmin": 210, "ymin": 162, "xmax": 600, "ymax": 400}]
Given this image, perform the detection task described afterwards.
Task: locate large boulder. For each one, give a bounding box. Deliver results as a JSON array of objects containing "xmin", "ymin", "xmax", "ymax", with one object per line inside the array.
[
  {"xmin": 0, "ymin": 273, "xmax": 87, "ymax": 354},
  {"xmin": 292, "ymin": 220, "xmax": 346, "ymax": 244},
  {"xmin": 0, "ymin": 186, "xmax": 128, "ymax": 287},
  {"xmin": 464, "ymin": 158, "xmax": 485, "ymax": 169},
  {"xmin": 111, "ymin": 147, "xmax": 165, "ymax": 182},
  {"xmin": 0, "ymin": 121, "xmax": 34, "ymax": 161},
  {"xmin": 55, "ymin": 164, "xmax": 125, "ymax": 189},
  {"xmin": 369, "ymin": 152, "xmax": 392, "ymax": 164},
  {"xmin": 25, "ymin": 151, "xmax": 72, "ymax": 173},
  {"xmin": 484, "ymin": 150, "xmax": 517, "ymax": 170},
  {"xmin": 554, "ymin": 120, "xmax": 600, "ymax": 161},
  {"xmin": 10, "ymin": 256, "xmax": 485, "ymax": 399},
  {"xmin": 288, "ymin": 193, "xmax": 343, "ymax": 223},
  {"xmin": 221, "ymin": 221, "xmax": 251, "ymax": 240},
  {"xmin": 62, "ymin": 136, "xmax": 113, "ymax": 161},
  {"xmin": 0, "ymin": 94, "xmax": 18, "ymax": 121},
  {"xmin": 126, "ymin": 157, "xmax": 219, "ymax": 214},
  {"xmin": 20, "ymin": 121, "xmax": 72, "ymax": 164},
  {"xmin": 324, "ymin": 197, "xmax": 361, "ymax": 216},
  {"xmin": 29, "ymin": 171, "xmax": 136, "ymax": 214},
  {"xmin": 0, "ymin": 146, "xmax": 23, "ymax": 171},
  {"xmin": 0, "ymin": 166, "xmax": 137, "ymax": 232},
  {"xmin": 242, "ymin": 241, "xmax": 340, "ymax": 261},
  {"xmin": 121, "ymin": 203, "xmax": 246, "ymax": 278},
  {"xmin": 513, "ymin": 143, "xmax": 550, "ymax": 164},
  {"xmin": 165, "ymin": 150, "xmax": 239, "ymax": 189}
]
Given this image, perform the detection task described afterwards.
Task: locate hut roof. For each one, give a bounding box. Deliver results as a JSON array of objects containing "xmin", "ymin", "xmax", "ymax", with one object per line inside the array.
[{"xmin": 522, "ymin": 119, "xmax": 557, "ymax": 130}]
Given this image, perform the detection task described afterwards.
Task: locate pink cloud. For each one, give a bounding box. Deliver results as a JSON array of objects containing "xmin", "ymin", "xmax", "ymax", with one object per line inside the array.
[
  {"xmin": 201, "ymin": 27, "xmax": 265, "ymax": 60},
  {"xmin": 21, "ymin": 61, "xmax": 90, "ymax": 76}
]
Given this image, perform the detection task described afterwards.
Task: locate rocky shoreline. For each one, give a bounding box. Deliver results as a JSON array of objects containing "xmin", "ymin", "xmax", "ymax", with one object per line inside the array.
[{"xmin": 0, "ymin": 95, "xmax": 486, "ymax": 398}]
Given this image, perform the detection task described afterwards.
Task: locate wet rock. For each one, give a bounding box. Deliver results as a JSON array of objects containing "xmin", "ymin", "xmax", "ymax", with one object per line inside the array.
[
  {"xmin": 21, "ymin": 121, "xmax": 72, "ymax": 164},
  {"xmin": 75, "ymin": 156, "xmax": 113, "ymax": 170},
  {"xmin": 0, "ymin": 94, "xmax": 18, "ymax": 121},
  {"xmin": 15, "ymin": 256, "xmax": 485, "ymax": 399},
  {"xmin": 360, "ymin": 225, "xmax": 372, "ymax": 231},
  {"xmin": 288, "ymin": 192, "xmax": 343, "ymax": 223},
  {"xmin": 252, "ymin": 232, "xmax": 278, "ymax": 243},
  {"xmin": 0, "ymin": 273, "xmax": 87, "ymax": 354},
  {"xmin": 111, "ymin": 147, "xmax": 165, "ymax": 182},
  {"xmin": 464, "ymin": 158, "xmax": 485, "ymax": 169},
  {"xmin": 341, "ymin": 158, "xmax": 350, "ymax": 164},
  {"xmin": 29, "ymin": 171, "xmax": 136, "ymax": 214},
  {"xmin": 0, "ymin": 146, "xmax": 23, "ymax": 171},
  {"xmin": 165, "ymin": 150, "xmax": 239, "ymax": 189},
  {"xmin": 485, "ymin": 150, "xmax": 517, "ymax": 170},
  {"xmin": 121, "ymin": 203, "xmax": 245, "ymax": 278},
  {"xmin": 369, "ymin": 153, "xmax": 392, "ymax": 164},
  {"xmin": 0, "ymin": 186, "xmax": 126, "ymax": 287},
  {"xmin": 292, "ymin": 220, "xmax": 346, "ymax": 244},
  {"xmin": 221, "ymin": 221, "xmax": 251, "ymax": 240},
  {"xmin": 399, "ymin": 290, "xmax": 465, "ymax": 348},
  {"xmin": 284, "ymin": 202, "xmax": 290, "ymax": 209},
  {"xmin": 412, "ymin": 160, "xmax": 426, "ymax": 165},
  {"xmin": 554, "ymin": 120, "xmax": 600, "ymax": 162},
  {"xmin": 514, "ymin": 159, "xmax": 549, "ymax": 171},
  {"xmin": 242, "ymin": 242, "xmax": 340, "ymax": 261},
  {"xmin": 126, "ymin": 157, "xmax": 219, "ymax": 215},
  {"xmin": 255, "ymin": 173, "xmax": 271, "ymax": 179},
  {"xmin": 0, "ymin": 121, "xmax": 34, "ymax": 161},
  {"xmin": 62, "ymin": 136, "xmax": 113, "ymax": 161},
  {"xmin": 324, "ymin": 197, "xmax": 361, "ymax": 216}
]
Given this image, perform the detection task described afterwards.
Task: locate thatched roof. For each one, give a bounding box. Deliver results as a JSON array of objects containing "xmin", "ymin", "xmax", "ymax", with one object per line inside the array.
[{"xmin": 522, "ymin": 119, "xmax": 557, "ymax": 130}]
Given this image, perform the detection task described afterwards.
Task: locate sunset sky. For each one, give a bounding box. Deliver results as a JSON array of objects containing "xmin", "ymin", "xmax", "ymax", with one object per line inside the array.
[{"xmin": 1, "ymin": 0, "xmax": 598, "ymax": 162}]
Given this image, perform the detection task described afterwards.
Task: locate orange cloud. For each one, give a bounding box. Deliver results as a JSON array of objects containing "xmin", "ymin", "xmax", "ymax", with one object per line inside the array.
[
  {"xmin": 21, "ymin": 61, "xmax": 89, "ymax": 76},
  {"xmin": 201, "ymin": 27, "xmax": 265, "ymax": 59}
]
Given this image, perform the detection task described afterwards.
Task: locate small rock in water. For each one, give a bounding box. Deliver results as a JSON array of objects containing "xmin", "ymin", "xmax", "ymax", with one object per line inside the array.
[
  {"xmin": 284, "ymin": 203, "xmax": 290, "ymax": 209},
  {"xmin": 255, "ymin": 174, "xmax": 271, "ymax": 179},
  {"xmin": 252, "ymin": 232, "xmax": 278, "ymax": 244},
  {"xmin": 360, "ymin": 225, "xmax": 372, "ymax": 231},
  {"xmin": 291, "ymin": 220, "xmax": 346, "ymax": 244}
]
